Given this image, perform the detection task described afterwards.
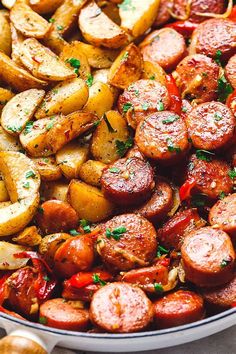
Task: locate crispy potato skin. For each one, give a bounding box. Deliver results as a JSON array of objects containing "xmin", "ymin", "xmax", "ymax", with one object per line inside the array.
[{"xmin": 0, "ymin": 10, "xmax": 12, "ymax": 56}]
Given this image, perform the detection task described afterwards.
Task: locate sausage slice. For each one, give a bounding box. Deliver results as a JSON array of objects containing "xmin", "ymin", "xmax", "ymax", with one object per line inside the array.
[
  {"xmin": 90, "ymin": 282, "xmax": 154, "ymax": 333},
  {"xmin": 209, "ymin": 193, "xmax": 236, "ymax": 238},
  {"xmin": 140, "ymin": 28, "xmax": 186, "ymax": 72},
  {"xmin": 39, "ymin": 298, "xmax": 90, "ymax": 331},
  {"xmin": 225, "ymin": 54, "xmax": 236, "ymax": 89},
  {"xmin": 101, "ymin": 157, "xmax": 155, "ymax": 207},
  {"xmin": 135, "ymin": 111, "xmax": 190, "ymax": 164},
  {"xmin": 153, "ymin": 290, "xmax": 205, "ymax": 329},
  {"xmin": 96, "ymin": 213, "xmax": 158, "ymax": 271},
  {"xmin": 174, "ymin": 54, "xmax": 220, "ymax": 103},
  {"xmin": 181, "ymin": 227, "xmax": 235, "ymax": 287},
  {"xmin": 185, "ymin": 102, "xmax": 235, "ymax": 150}
]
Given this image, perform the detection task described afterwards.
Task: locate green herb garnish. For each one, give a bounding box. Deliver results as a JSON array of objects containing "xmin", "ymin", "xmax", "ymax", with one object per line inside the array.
[
  {"xmin": 86, "ymin": 74, "xmax": 94, "ymax": 87},
  {"xmin": 92, "ymin": 274, "xmax": 107, "ymax": 286},
  {"xmin": 154, "ymin": 283, "xmax": 164, "ymax": 292},
  {"xmin": 166, "ymin": 138, "xmax": 181, "ymax": 153},
  {"xmin": 196, "ymin": 149, "xmax": 215, "ymax": 162},
  {"xmin": 105, "ymin": 226, "xmax": 127, "ymax": 241},
  {"xmin": 115, "ymin": 137, "xmax": 133, "ymax": 157},
  {"xmin": 217, "ymin": 75, "xmax": 233, "ymax": 102},
  {"xmin": 157, "ymin": 245, "xmax": 169, "ymax": 258},
  {"xmin": 123, "ymin": 102, "xmax": 134, "ymax": 113},
  {"xmin": 162, "ymin": 114, "xmax": 179, "ymax": 124}
]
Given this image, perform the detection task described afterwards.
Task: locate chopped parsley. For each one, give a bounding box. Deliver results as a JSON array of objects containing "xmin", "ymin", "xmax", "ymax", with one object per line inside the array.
[
  {"xmin": 26, "ymin": 170, "xmax": 36, "ymax": 179},
  {"xmin": 121, "ymin": 51, "xmax": 129, "ymax": 62},
  {"xmin": 214, "ymin": 50, "xmax": 222, "ymax": 66},
  {"xmin": 218, "ymin": 192, "xmax": 226, "ymax": 200},
  {"xmin": 66, "ymin": 58, "xmax": 80, "ymax": 75},
  {"xmin": 49, "ymin": 18, "xmax": 55, "ymax": 23},
  {"xmin": 109, "ymin": 167, "xmax": 120, "ymax": 174},
  {"xmin": 157, "ymin": 100, "xmax": 164, "ymax": 111},
  {"xmin": 23, "ymin": 182, "xmax": 30, "ymax": 189},
  {"xmin": 92, "ymin": 273, "xmax": 107, "ymax": 286},
  {"xmin": 38, "ymin": 207, "xmax": 44, "ymax": 214},
  {"xmin": 196, "ymin": 149, "xmax": 215, "ymax": 162},
  {"xmin": 228, "ymin": 168, "xmax": 236, "ymax": 180},
  {"xmin": 115, "ymin": 137, "xmax": 133, "ymax": 157},
  {"xmin": 24, "ymin": 121, "xmax": 34, "ymax": 135},
  {"xmin": 118, "ymin": 0, "xmax": 135, "ymax": 11},
  {"xmin": 149, "ymin": 75, "xmax": 155, "ymax": 80},
  {"xmin": 56, "ymin": 25, "xmax": 64, "ymax": 31},
  {"xmin": 39, "ymin": 316, "xmax": 47, "ymax": 325},
  {"xmin": 220, "ymin": 258, "xmax": 231, "ymax": 268},
  {"xmin": 93, "ymin": 120, "xmax": 100, "ymax": 127},
  {"xmin": 80, "ymin": 219, "xmax": 91, "ymax": 233},
  {"xmin": 103, "ymin": 113, "xmax": 116, "ymax": 133},
  {"xmin": 162, "ymin": 114, "xmax": 179, "ymax": 124},
  {"xmin": 182, "ymin": 106, "xmax": 188, "ymax": 113},
  {"xmin": 123, "ymin": 102, "xmax": 133, "ymax": 113},
  {"xmin": 217, "ymin": 75, "xmax": 233, "ymax": 103},
  {"xmin": 142, "ymin": 102, "xmax": 150, "ymax": 111},
  {"xmin": 166, "ymin": 138, "xmax": 181, "ymax": 153},
  {"xmin": 43, "ymin": 275, "xmax": 50, "ymax": 282},
  {"xmin": 214, "ymin": 112, "xmax": 223, "ymax": 121},
  {"xmin": 105, "ymin": 226, "xmax": 127, "ymax": 241},
  {"xmin": 154, "ymin": 283, "xmax": 163, "ymax": 292},
  {"xmin": 157, "ymin": 245, "xmax": 169, "ymax": 258},
  {"xmin": 46, "ymin": 121, "xmax": 54, "ymax": 130},
  {"xmin": 7, "ymin": 125, "xmax": 21, "ymax": 133},
  {"xmin": 69, "ymin": 229, "xmax": 80, "ymax": 236},
  {"xmin": 86, "ymin": 74, "xmax": 94, "ymax": 87}
]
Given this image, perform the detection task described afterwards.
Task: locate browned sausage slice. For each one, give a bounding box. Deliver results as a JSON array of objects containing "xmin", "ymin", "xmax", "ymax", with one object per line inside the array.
[
  {"xmin": 118, "ymin": 79, "xmax": 170, "ymax": 129},
  {"xmin": 96, "ymin": 213, "xmax": 158, "ymax": 271},
  {"xmin": 189, "ymin": 19, "xmax": 236, "ymax": 61},
  {"xmin": 101, "ymin": 157, "xmax": 155, "ymax": 207},
  {"xmin": 172, "ymin": 0, "xmax": 225, "ymax": 23},
  {"xmin": 225, "ymin": 54, "xmax": 236, "ymax": 89},
  {"xmin": 181, "ymin": 227, "xmax": 235, "ymax": 287},
  {"xmin": 174, "ymin": 54, "xmax": 220, "ymax": 103},
  {"xmin": 209, "ymin": 193, "xmax": 236, "ymax": 238},
  {"xmin": 36, "ymin": 200, "xmax": 78, "ymax": 234},
  {"xmin": 153, "ymin": 290, "xmax": 205, "ymax": 329},
  {"xmin": 185, "ymin": 102, "xmax": 235, "ymax": 150},
  {"xmin": 140, "ymin": 28, "xmax": 186, "ymax": 72},
  {"xmin": 201, "ymin": 274, "xmax": 236, "ymax": 310},
  {"xmin": 133, "ymin": 179, "xmax": 173, "ymax": 223},
  {"xmin": 153, "ymin": 0, "xmax": 171, "ymax": 27},
  {"xmin": 157, "ymin": 208, "xmax": 206, "ymax": 250},
  {"xmin": 186, "ymin": 154, "xmax": 233, "ymax": 199},
  {"xmin": 135, "ymin": 111, "xmax": 190, "ymax": 164},
  {"xmin": 39, "ymin": 298, "xmax": 90, "ymax": 331},
  {"xmin": 90, "ymin": 282, "xmax": 154, "ymax": 333}
]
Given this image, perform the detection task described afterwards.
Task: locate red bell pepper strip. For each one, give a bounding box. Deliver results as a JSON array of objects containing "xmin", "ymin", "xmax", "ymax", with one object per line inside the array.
[
  {"xmin": 66, "ymin": 270, "xmax": 113, "ymax": 289},
  {"xmin": 179, "ymin": 177, "xmax": 196, "ymax": 201},
  {"xmin": 165, "ymin": 21, "xmax": 198, "ymax": 38},
  {"xmin": 0, "ymin": 273, "xmax": 11, "ymax": 305},
  {"xmin": 228, "ymin": 5, "xmax": 236, "ymax": 21},
  {"xmin": 166, "ymin": 74, "xmax": 182, "ymax": 116}
]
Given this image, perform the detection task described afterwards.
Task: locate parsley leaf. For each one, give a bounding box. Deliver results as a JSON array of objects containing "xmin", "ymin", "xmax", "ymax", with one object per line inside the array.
[
  {"xmin": 123, "ymin": 102, "xmax": 133, "ymax": 113},
  {"xmin": 217, "ymin": 75, "xmax": 233, "ymax": 102},
  {"xmin": 80, "ymin": 219, "xmax": 91, "ymax": 233},
  {"xmin": 154, "ymin": 283, "xmax": 163, "ymax": 292},
  {"xmin": 109, "ymin": 167, "xmax": 120, "ymax": 174},
  {"xmin": 86, "ymin": 74, "xmax": 94, "ymax": 87},
  {"xmin": 92, "ymin": 274, "xmax": 107, "ymax": 286},
  {"xmin": 118, "ymin": 0, "xmax": 135, "ymax": 11},
  {"xmin": 24, "ymin": 121, "xmax": 34, "ymax": 135},
  {"xmin": 220, "ymin": 258, "xmax": 231, "ymax": 268},
  {"xmin": 162, "ymin": 114, "xmax": 179, "ymax": 124},
  {"xmin": 196, "ymin": 149, "xmax": 215, "ymax": 162},
  {"xmin": 39, "ymin": 316, "xmax": 47, "ymax": 325},
  {"xmin": 69, "ymin": 229, "xmax": 80, "ymax": 236},
  {"xmin": 157, "ymin": 100, "xmax": 164, "ymax": 111},
  {"xmin": 157, "ymin": 245, "xmax": 169, "ymax": 258},
  {"xmin": 142, "ymin": 102, "xmax": 150, "ymax": 111},
  {"xmin": 166, "ymin": 138, "xmax": 181, "ymax": 153},
  {"xmin": 218, "ymin": 192, "xmax": 226, "ymax": 200},
  {"xmin": 214, "ymin": 112, "xmax": 223, "ymax": 121},
  {"xmin": 228, "ymin": 168, "xmax": 236, "ymax": 180},
  {"xmin": 214, "ymin": 50, "xmax": 222, "ymax": 66},
  {"xmin": 23, "ymin": 182, "xmax": 30, "ymax": 189},
  {"xmin": 105, "ymin": 226, "xmax": 127, "ymax": 241},
  {"xmin": 121, "ymin": 51, "xmax": 129, "ymax": 62},
  {"xmin": 66, "ymin": 57, "xmax": 80, "ymax": 75},
  {"xmin": 115, "ymin": 137, "xmax": 133, "ymax": 157},
  {"xmin": 26, "ymin": 170, "xmax": 36, "ymax": 179}
]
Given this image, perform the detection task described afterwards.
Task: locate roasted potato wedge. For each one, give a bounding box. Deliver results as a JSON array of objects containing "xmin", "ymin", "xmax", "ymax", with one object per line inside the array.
[
  {"xmin": 0, "ymin": 126, "xmax": 23, "ymax": 152},
  {"xmin": 0, "ymin": 180, "xmax": 9, "ymax": 202},
  {"xmin": 19, "ymin": 38, "xmax": 76, "ymax": 81},
  {"xmin": 67, "ymin": 179, "xmax": 114, "ymax": 222},
  {"xmin": 71, "ymin": 41, "xmax": 119, "ymax": 69},
  {"xmin": 0, "ymin": 52, "xmax": 47, "ymax": 92},
  {"xmin": 0, "ymin": 241, "xmax": 29, "ymax": 269},
  {"xmin": 0, "ymin": 87, "xmax": 14, "ymax": 114},
  {"xmin": 35, "ymin": 79, "xmax": 88, "ymax": 119},
  {"xmin": 20, "ymin": 111, "xmax": 96, "ymax": 156},
  {"xmin": 39, "ymin": 232, "xmax": 71, "ymax": 266},
  {"xmin": 40, "ymin": 181, "xmax": 69, "ymax": 202},
  {"xmin": 79, "ymin": 1, "xmax": 128, "ymax": 48},
  {"xmin": 108, "ymin": 43, "xmax": 143, "ymax": 89},
  {"xmin": 0, "ymin": 10, "xmax": 12, "ymax": 56},
  {"xmin": 119, "ymin": 0, "xmax": 160, "ymax": 38},
  {"xmin": 84, "ymin": 82, "xmax": 114, "ymax": 118},
  {"xmin": 56, "ymin": 141, "xmax": 89, "ymax": 179},
  {"xmin": 32, "ymin": 156, "xmax": 62, "ymax": 181},
  {"xmin": 10, "ymin": 23, "xmax": 25, "ymax": 65},
  {"xmin": 0, "ymin": 151, "xmax": 40, "ymax": 236},
  {"xmin": 91, "ymin": 110, "xmax": 130, "ymax": 164},
  {"xmin": 79, "ymin": 160, "xmax": 105, "ymax": 187},
  {"xmin": 1, "ymin": 89, "xmax": 45, "ymax": 136},
  {"xmin": 142, "ymin": 60, "xmax": 167, "ymax": 86},
  {"xmin": 10, "ymin": 0, "xmax": 51, "ymax": 38},
  {"xmin": 12, "ymin": 225, "xmax": 42, "ymax": 246},
  {"xmin": 1, "ymin": 0, "xmax": 16, "ymax": 9},
  {"xmin": 29, "ymin": 0, "xmax": 64, "ymax": 14},
  {"xmin": 59, "ymin": 41, "xmax": 91, "ymax": 80},
  {"xmin": 90, "ymin": 68, "xmax": 119, "ymax": 100}
]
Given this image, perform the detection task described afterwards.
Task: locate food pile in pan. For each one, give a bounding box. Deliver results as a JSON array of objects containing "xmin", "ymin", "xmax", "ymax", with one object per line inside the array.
[{"xmin": 0, "ymin": 0, "xmax": 235, "ymax": 333}]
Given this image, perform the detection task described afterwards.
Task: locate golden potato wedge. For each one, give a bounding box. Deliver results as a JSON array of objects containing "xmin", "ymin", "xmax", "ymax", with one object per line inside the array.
[
  {"xmin": 0, "ymin": 52, "xmax": 47, "ymax": 92},
  {"xmin": 40, "ymin": 181, "xmax": 69, "ymax": 202},
  {"xmin": 84, "ymin": 82, "xmax": 114, "ymax": 118},
  {"xmin": 1, "ymin": 0, "xmax": 16, "ymax": 9},
  {"xmin": 0, "ymin": 87, "xmax": 14, "ymax": 114},
  {"xmin": 97, "ymin": 0, "xmax": 121, "ymax": 24},
  {"xmin": 0, "ymin": 241, "xmax": 29, "ymax": 269},
  {"xmin": 59, "ymin": 41, "xmax": 91, "ymax": 80},
  {"xmin": 67, "ymin": 179, "xmax": 114, "ymax": 222},
  {"xmin": 79, "ymin": 160, "xmax": 105, "ymax": 187},
  {"xmin": 12, "ymin": 225, "xmax": 42, "ymax": 246},
  {"xmin": 20, "ymin": 111, "xmax": 96, "ymax": 156},
  {"xmin": 108, "ymin": 43, "xmax": 143, "ymax": 89},
  {"xmin": 35, "ymin": 79, "xmax": 88, "ymax": 119},
  {"xmin": 31, "ymin": 156, "xmax": 62, "ymax": 181},
  {"xmin": 10, "ymin": 23, "xmax": 25, "ymax": 65},
  {"xmin": 39, "ymin": 232, "xmax": 71, "ymax": 266},
  {"xmin": 142, "ymin": 60, "xmax": 167, "ymax": 86},
  {"xmin": 10, "ymin": 0, "xmax": 51, "ymax": 38},
  {"xmin": 56, "ymin": 141, "xmax": 89, "ymax": 179},
  {"xmin": 0, "ymin": 151, "xmax": 40, "ymax": 236},
  {"xmin": 0, "ymin": 180, "xmax": 9, "ymax": 202},
  {"xmin": 43, "ymin": 0, "xmax": 88, "ymax": 54},
  {"xmin": 79, "ymin": 1, "xmax": 128, "ymax": 48},
  {"xmin": 0, "ymin": 10, "xmax": 12, "ymax": 56},
  {"xmin": 92, "ymin": 69, "xmax": 119, "ymax": 100},
  {"xmin": 1, "ymin": 89, "xmax": 45, "ymax": 136},
  {"xmin": 91, "ymin": 110, "xmax": 130, "ymax": 164},
  {"xmin": 29, "ymin": 0, "xmax": 64, "ymax": 14},
  {"xmin": 19, "ymin": 38, "xmax": 76, "ymax": 82},
  {"xmin": 0, "ymin": 126, "xmax": 23, "ymax": 152},
  {"xmin": 72, "ymin": 41, "xmax": 119, "ymax": 69},
  {"xmin": 119, "ymin": 0, "xmax": 160, "ymax": 38}
]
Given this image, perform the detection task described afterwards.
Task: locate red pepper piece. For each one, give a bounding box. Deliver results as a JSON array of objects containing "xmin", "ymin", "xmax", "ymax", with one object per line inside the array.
[
  {"xmin": 165, "ymin": 21, "xmax": 198, "ymax": 38},
  {"xmin": 166, "ymin": 74, "xmax": 182, "ymax": 116},
  {"xmin": 67, "ymin": 270, "xmax": 113, "ymax": 289},
  {"xmin": 228, "ymin": 5, "xmax": 236, "ymax": 21},
  {"xmin": 179, "ymin": 177, "xmax": 196, "ymax": 201}
]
